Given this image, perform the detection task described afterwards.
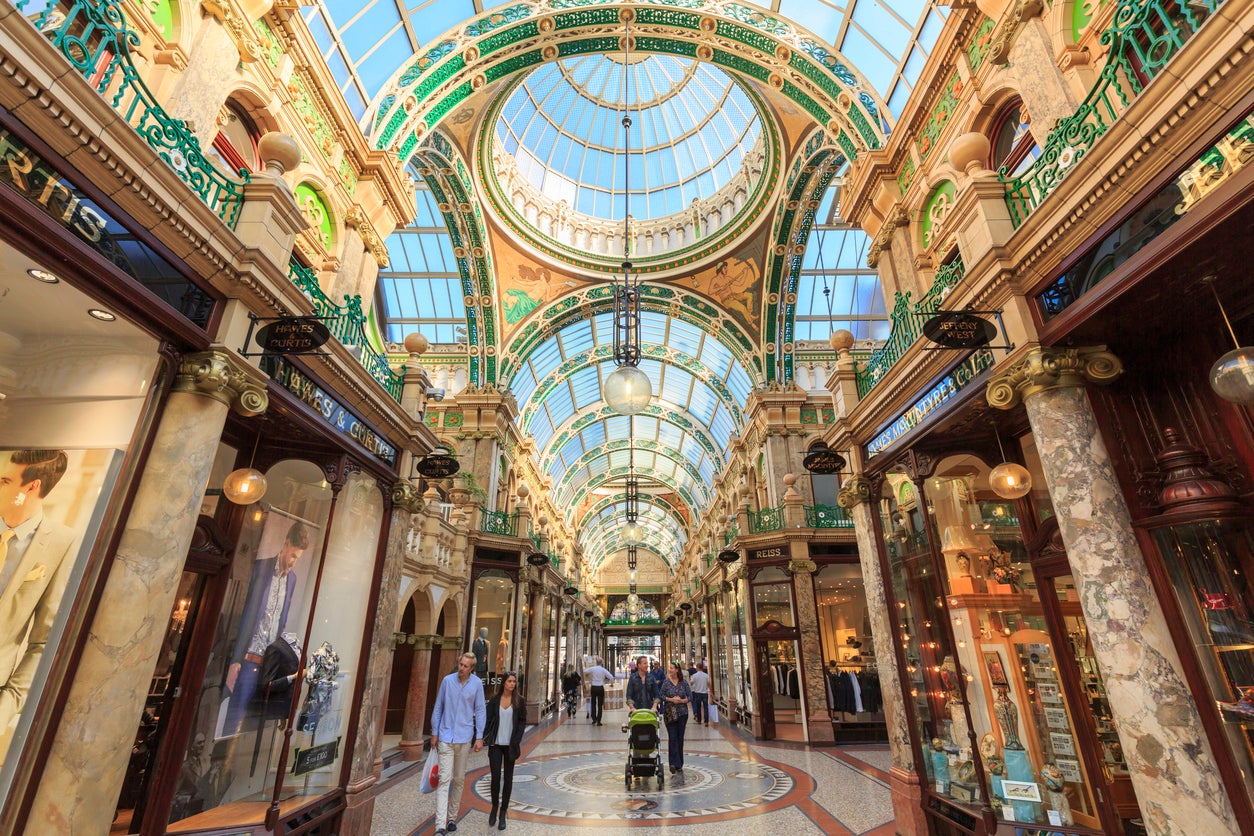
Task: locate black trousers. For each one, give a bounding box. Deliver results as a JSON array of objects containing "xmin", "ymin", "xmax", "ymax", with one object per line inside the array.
[
  {"xmin": 488, "ymin": 745, "xmax": 516, "ymax": 810},
  {"xmin": 590, "ymin": 685, "xmax": 605, "ymax": 723}
]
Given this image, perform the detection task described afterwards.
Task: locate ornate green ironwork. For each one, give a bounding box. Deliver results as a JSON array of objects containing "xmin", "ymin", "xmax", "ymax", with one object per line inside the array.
[
  {"xmin": 480, "ymin": 509, "xmax": 519, "ymax": 536},
  {"xmin": 723, "ymin": 524, "xmax": 739, "ymax": 546},
  {"xmin": 288, "ymin": 260, "xmax": 405, "ymax": 401},
  {"xmin": 805, "ymin": 504, "xmax": 854, "ymax": 528},
  {"xmin": 1000, "ymin": 0, "xmax": 1226, "ymax": 225},
  {"xmin": 22, "ymin": 0, "xmax": 248, "ymax": 225},
  {"xmin": 748, "ymin": 505, "xmax": 783, "ymax": 534},
  {"xmin": 855, "ymin": 255, "xmax": 966, "ymax": 397}
]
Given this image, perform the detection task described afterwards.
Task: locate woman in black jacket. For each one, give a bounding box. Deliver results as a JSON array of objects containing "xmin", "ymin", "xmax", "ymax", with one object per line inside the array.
[{"xmin": 482, "ymin": 671, "xmax": 526, "ymax": 830}]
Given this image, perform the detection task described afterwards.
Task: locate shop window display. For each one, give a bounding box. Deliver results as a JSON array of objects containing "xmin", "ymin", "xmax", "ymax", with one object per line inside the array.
[
  {"xmin": 467, "ymin": 571, "xmax": 517, "ymax": 691},
  {"xmin": 169, "ymin": 459, "xmax": 334, "ymax": 830},
  {"xmin": 0, "ymin": 255, "xmax": 157, "ymax": 792},
  {"xmin": 815, "ymin": 565, "xmax": 885, "ymax": 735}
]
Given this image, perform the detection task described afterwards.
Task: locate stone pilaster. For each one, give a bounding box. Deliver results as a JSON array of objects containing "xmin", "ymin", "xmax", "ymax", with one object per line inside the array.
[
  {"xmin": 523, "ymin": 580, "xmax": 546, "ymax": 724},
  {"xmin": 398, "ymin": 634, "xmax": 437, "ymax": 760},
  {"xmin": 988, "ymin": 347, "xmax": 1238, "ymax": 835},
  {"xmin": 29, "ymin": 350, "xmax": 267, "ymax": 830},
  {"xmin": 840, "ymin": 475, "xmax": 920, "ymax": 833},
  {"xmin": 341, "ymin": 483, "xmax": 423, "ymax": 831},
  {"xmin": 789, "ymin": 552, "xmax": 834, "ymax": 744}
]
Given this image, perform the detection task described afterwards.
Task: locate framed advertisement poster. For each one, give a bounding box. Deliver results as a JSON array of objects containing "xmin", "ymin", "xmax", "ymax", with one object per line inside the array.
[{"xmin": 983, "ymin": 650, "xmax": 1009, "ymax": 688}]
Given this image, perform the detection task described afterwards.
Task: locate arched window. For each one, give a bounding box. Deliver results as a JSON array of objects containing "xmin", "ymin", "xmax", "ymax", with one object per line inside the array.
[
  {"xmin": 989, "ymin": 100, "xmax": 1041, "ymax": 177},
  {"xmin": 211, "ymin": 103, "xmax": 261, "ymax": 175}
]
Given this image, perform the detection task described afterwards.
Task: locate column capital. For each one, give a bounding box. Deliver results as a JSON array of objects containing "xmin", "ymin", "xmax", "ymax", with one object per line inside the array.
[
  {"xmin": 986, "ymin": 346, "xmax": 1122, "ymax": 410},
  {"xmin": 173, "ymin": 349, "xmax": 268, "ymax": 416},
  {"xmin": 391, "ymin": 481, "xmax": 424, "ymax": 514},
  {"xmin": 837, "ymin": 475, "xmax": 874, "ymax": 509},
  {"xmin": 788, "ymin": 557, "xmax": 817, "ymax": 575}
]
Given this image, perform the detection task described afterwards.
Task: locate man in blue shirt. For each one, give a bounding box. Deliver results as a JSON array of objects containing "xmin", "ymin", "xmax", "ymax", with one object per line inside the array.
[
  {"xmin": 582, "ymin": 657, "xmax": 613, "ymax": 726},
  {"xmin": 430, "ymin": 652, "xmax": 486, "ymax": 835}
]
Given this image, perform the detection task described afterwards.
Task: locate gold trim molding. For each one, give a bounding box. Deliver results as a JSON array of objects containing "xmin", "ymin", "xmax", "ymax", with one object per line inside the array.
[
  {"xmin": 173, "ymin": 350, "xmax": 268, "ymax": 416},
  {"xmin": 986, "ymin": 346, "xmax": 1122, "ymax": 409}
]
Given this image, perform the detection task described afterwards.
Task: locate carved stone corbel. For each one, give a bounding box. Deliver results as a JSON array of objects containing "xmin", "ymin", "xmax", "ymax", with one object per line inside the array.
[
  {"xmin": 867, "ymin": 207, "xmax": 908, "ymax": 268},
  {"xmin": 988, "ymin": 0, "xmax": 1046, "ymax": 66},
  {"xmin": 200, "ymin": 0, "xmax": 263, "ymax": 64},
  {"xmin": 173, "ymin": 349, "xmax": 268, "ymax": 416},
  {"xmin": 837, "ymin": 475, "xmax": 873, "ymax": 509},
  {"xmin": 392, "ymin": 481, "xmax": 424, "ymax": 514},
  {"xmin": 986, "ymin": 346, "xmax": 1123, "ymax": 409},
  {"xmin": 346, "ymin": 206, "xmax": 391, "ymax": 267}
]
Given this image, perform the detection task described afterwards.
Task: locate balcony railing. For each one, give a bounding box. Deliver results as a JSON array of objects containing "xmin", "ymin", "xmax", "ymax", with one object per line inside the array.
[
  {"xmin": 1000, "ymin": 0, "xmax": 1226, "ymax": 225},
  {"xmin": 20, "ymin": 0, "xmax": 248, "ymax": 225},
  {"xmin": 856, "ymin": 256, "xmax": 966, "ymax": 397},
  {"xmin": 748, "ymin": 505, "xmax": 783, "ymax": 534},
  {"xmin": 805, "ymin": 504, "xmax": 854, "ymax": 528},
  {"xmin": 479, "ymin": 509, "xmax": 518, "ymax": 536},
  {"xmin": 288, "ymin": 260, "xmax": 405, "ymax": 401}
]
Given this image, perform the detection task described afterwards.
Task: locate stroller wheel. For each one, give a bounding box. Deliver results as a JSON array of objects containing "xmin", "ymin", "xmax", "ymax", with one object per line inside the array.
[{"xmin": 625, "ymin": 762, "xmax": 632, "ymax": 791}]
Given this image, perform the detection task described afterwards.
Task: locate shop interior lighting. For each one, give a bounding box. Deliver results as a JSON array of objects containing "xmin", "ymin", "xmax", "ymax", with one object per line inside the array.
[
  {"xmin": 87, "ymin": 308, "xmax": 116, "ymax": 322},
  {"xmin": 602, "ymin": 14, "xmax": 652, "ymax": 416},
  {"xmin": 27, "ymin": 268, "xmax": 59, "ymax": 283},
  {"xmin": 989, "ymin": 421, "xmax": 1032, "ymax": 500},
  {"xmin": 224, "ymin": 432, "xmax": 267, "ymax": 505},
  {"xmin": 1203, "ymin": 275, "xmax": 1254, "ymax": 404}
]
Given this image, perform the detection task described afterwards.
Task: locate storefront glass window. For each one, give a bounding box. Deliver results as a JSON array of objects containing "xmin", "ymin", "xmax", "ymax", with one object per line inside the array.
[
  {"xmin": 751, "ymin": 566, "xmax": 795, "ymax": 627},
  {"xmin": 467, "ymin": 571, "xmax": 517, "ymax": 691},
  {"xmin": 814, "ymin": 564, "xmax": 885, "ymax": 722},
  {"xmin": 1152, "ymin": 519, "xmax": 1254, "ymax": 814},
  {"xmin": 0, "ymin": 255, "xmax": 158, "ymax": 791},
  {"xmin": 923, "ymin": 455, "xmax": 1101, "ymax": 828},
  {"xmin": 711, "ymin": 593, "xmax": 728, "ymax": 701},
  {"xmin": 170, "ymin": 459, "xmax": 333, "ymax": 828},
  {"xmin": 733, "ymin": 577, "xmax": 753, "ymax": 714}
]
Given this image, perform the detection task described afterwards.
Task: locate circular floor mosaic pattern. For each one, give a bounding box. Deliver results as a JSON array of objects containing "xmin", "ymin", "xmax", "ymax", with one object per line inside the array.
[{"xmin": 473, "ymin": 751, "xmax": 793, "ymax": 822}]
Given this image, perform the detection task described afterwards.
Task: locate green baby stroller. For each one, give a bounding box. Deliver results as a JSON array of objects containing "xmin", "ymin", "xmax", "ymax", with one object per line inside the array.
[{"xmin": 624, "ymin": 708, "xmax": 664, "ymax": 790}]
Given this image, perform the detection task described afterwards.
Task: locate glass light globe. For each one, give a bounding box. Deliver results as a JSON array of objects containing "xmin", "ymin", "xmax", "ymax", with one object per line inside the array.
[
  {"xmin": 1210, "ymin": 347, "xmax": 1254, "ymax": 405},
  {"xmin": 603, "ymin": 366, "xmax": 652, "ymax": 414},
  {"xmin": 621, "ymin": 521, "xmax": 644, "ymax": 545},
  {"xmin": 629, "ymin": 568, "xmax": 638, "ymax": 582},
  {"xmin": 628, "ymin": 592, "xmax": 639, "ymax": 605},
  {"xmin": 223, "ymin": 467, "xmax": 268, "ymax": 505},
  {"xmin": 989, "ymin": 462, "xmax": 1032, "ymax": 500}
]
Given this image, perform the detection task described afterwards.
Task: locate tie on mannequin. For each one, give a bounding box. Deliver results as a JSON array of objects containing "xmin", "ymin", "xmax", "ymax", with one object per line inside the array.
[{"xmin": 0, "ymin": 529, "xmax": 14, "ymax": 565}]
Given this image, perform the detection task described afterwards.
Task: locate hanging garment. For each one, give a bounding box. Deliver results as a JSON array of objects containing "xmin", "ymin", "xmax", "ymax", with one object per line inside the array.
[
  {"xmin": 848, "ymin": 670, "xmax": 863, "ymax": 713},
  {"xmin": 787, "ymin": 667, "xmax": 800, "ymax": 699}
]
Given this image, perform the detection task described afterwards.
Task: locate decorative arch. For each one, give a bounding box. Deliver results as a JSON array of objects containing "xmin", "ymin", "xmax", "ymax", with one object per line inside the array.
[
  {"xmin": 400, "ymin": 584, "xmax": 437, "ymax": 632},
  {"xmin": 369, "ymin": 1, "xmax": 888, "ymax": 166}
]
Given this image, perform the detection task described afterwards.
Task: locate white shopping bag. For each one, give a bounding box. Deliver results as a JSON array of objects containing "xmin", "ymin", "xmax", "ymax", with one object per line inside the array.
[
  {"xmin": 709, "ymin": 704, "xmax": 720, "ymax": 725},
  {"xmin": 419, "ymin": 746, "xmax": 440, "ymax": 794}
]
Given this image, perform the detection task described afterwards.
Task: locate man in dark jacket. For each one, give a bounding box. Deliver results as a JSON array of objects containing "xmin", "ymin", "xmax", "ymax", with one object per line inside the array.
[{"xmin": 626, "ymin": 655, "xmax": 657, "ymax": 712}]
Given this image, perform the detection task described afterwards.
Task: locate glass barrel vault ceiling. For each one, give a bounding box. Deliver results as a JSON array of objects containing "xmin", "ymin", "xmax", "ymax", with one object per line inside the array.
[
  {"xmin": 308, "ymin": 0, "xmax": 948, "ymax": 126},
  {"xmin": 497, "ymin": 55, "xmax": 761, "ymax": 222}
]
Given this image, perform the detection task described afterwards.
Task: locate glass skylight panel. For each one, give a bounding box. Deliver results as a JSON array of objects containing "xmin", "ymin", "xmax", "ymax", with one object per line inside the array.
[
  {"xmin": 708, "ymin": 407, "xmax": 735, "ymax": 453},
  {"xmin": 545, "ymin": 386, "xmax": 575, "ymax": 427},
  {"xmin": 530, "ymin": 412, "xmax": 554, "ymax": 451},
  {"xmin": 582, "ymin": 422, "xmax": 607, "ymax": 449}
]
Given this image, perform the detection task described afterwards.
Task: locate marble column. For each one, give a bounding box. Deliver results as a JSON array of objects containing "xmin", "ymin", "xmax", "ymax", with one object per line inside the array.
[
  {"xmin": 720, "ymin": 580, "xmax": 739, "ymax": 714},
  {"xmin": 840, "ymin": 475, "xmax": 922, "ymax": 834},
  {"xmin": 988, "ymin": 346, "xmax": 1238, "ymax": 835},
  {"xmin": 399, "ymin": 635, "xmax": 438, "ymax": 761},
  {"xmin": 28, "ymin": 350, "xmax": 267, "ymax": 831},
  {"xmin": 523, "ymin": 580, "xmax": 546, "ymax": 724},
  {"xmin": 789, "ymin": 554, "xmax": 835, "ymax": 744},
  {"xmin": 565, "ymin": 605, "xmax": 577, "ymax": 672},
  {"xmin": 341, "ymin": 484, "xmax": 423, "ymax": 832}
]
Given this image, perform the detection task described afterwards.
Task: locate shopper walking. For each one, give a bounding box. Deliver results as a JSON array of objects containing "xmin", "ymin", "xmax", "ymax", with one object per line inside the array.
[
  {"xmin": 483, "ymin": 672, "xmax": 526, "ymax": 831},
  {"xmin": 430, "ymin": 652, "xmax": 486, "ymax": 835},
  {"xmin": 659, "ymin": 661, "xmax": 692, "ymax": 776},
  {"xmin": 625, "ymin": 654, "xmax": 657, "ymax": 712},
  {"xmin": 583, "ymin": 657, "xmax": 613, "ymax": 725},
  {"xmin": 690, "ymin": 661, "xmax": 710, "ymax": 724}
]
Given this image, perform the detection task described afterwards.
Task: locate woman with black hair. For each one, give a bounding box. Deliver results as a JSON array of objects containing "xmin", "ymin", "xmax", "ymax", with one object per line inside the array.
[
  {"xmin": 658, "ymin": 661, "xmax": 692, "ymax": 777},
  {"xmin": 482, "ymin": 671, "xmax": 526, "ymax": 830}
]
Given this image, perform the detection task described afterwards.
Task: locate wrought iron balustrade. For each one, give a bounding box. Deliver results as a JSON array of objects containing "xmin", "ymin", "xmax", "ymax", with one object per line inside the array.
[
  {"xmin": 855, "ymin": 256, "xmax": 966, "ymax": 397},
  {"xmin": 999, "ymin": 0, "xmax": 1226, "ymax": 225},
  {"xmin": 805, "ymin": 504, "xmax": 854, "ymax": 528},
  {"xmin": 288, "ymin": 259, "xmax": 405, "ymax": 401},
  {"xmin": 748, "ymin": 505, "xmax": 783, "ymax": 534},
  {"xmin": 723, "ymin": 525, "xmax": 739, "ymax": 546},
  {"xmin": 479, "ymin": 509, "xmax": 518, "ymax": 536},
  {"xmin": 18, "ymin": 0, "xmax": 248, "ymax": 225}
]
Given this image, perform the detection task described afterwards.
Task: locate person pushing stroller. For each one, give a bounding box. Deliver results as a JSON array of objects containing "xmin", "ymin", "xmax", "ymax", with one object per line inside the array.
[{"xmin": 625, "ymin": 655, "xmax": 657, "ymax": 715}]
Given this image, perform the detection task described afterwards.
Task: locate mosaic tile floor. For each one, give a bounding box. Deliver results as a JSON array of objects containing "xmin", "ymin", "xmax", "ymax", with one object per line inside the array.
[{"xmin": 371, "ymin": 712, "xmax": 895, "ymax": 834}]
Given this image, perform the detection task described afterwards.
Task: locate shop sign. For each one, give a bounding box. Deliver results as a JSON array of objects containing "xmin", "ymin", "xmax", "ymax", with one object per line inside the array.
[
  {"xmin": 749, "ymin": 546, "xmax": 785, "ymax": 560},
  {"xmin": 254, "ymin": 316, "xmax": 332, "ymax": 354},
  {"xmin": 866, "ymin": 349, "xmax": 995, "ymax": 459},
  {"xmin": 292, "ymin": 738, "xmax": 339, "ymax": 775},
  {"xmin": 802, "ymin": 445, "xmax": 846, "ymax": 474},
  {"xmin": 414, "ymin": 450, "xmax": 460, "ymax": 478},
  {"xmin": 922, "ymin": 311, "xmax": 997, "ymax": 349},
  {"xmin": 271, "ymin": 358, "xmax": 397, "ymax": 465}
]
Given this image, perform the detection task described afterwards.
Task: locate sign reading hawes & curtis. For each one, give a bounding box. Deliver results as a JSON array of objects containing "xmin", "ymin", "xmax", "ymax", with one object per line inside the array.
[
  {"xmin": 271, "ymin": 358, "xmax": 397, "ymax": 466},
  {"xmin": 866, "ymin": 349, "xmax": 995, "ymax": 458}
]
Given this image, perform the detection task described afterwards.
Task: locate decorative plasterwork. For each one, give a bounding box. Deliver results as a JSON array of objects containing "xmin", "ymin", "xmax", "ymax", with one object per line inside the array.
[
  {"xmin": 987, "ymin": 0, "xmax": 1045, "ymax": 66},
  {"xmin": 866, "ymin": 207, "xmax": 907, "ymax": 267},
  {"xmin": 173, "ymin": 349, "xmax": 269, "ymax": 415},
  {"xmin": 986, "ymin": 346, "xmax": 1123, "ymax": 408},
  {"xmin": 345, "ymin": 206, "xmax": 390, "ymax": 267},
  {"xmin": 200, "ymin": 0, "xmax": 263, "ymax": 64},
  {"xmin": 368, "ymin": 1, "xmax": 887, "ymax": 167}
]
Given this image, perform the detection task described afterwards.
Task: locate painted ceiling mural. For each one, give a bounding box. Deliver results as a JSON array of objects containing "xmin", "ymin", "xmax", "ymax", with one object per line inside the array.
[{"xmin": 359, "ymin": 0, "xmax": 928, "ymax": 575}]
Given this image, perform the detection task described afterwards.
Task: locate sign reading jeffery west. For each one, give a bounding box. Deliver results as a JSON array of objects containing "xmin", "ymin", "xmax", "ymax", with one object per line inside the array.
[{"xmin": 270, "ymin": 358, "xmax": 397, "ymax": 466}]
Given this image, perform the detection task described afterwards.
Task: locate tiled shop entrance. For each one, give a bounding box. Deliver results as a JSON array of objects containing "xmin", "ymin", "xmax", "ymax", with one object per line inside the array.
[{"xmin": 371, "ymin": 713, "xmax": 895, "ymax": 834}]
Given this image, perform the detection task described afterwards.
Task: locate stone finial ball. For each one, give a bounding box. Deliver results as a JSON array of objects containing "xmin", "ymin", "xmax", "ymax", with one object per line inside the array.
[
  {"xmin": 949, "ymin": 132, "xmax": 992, "ymax": 174},
  {"xmin": 829, "ymin": 329, "xmax": 855, "ymax": 352},
  {"xmin": 783, "ymin": 473, "xmax": 796, "ymax": 487},
  {"xmin": 404, "ymin": 332, "xmax": 430, "ymax": 355},
  {"xmin": 517, "ymin": 483, "xmax": 530, "ymax": 499},
  {"xmin": 257, "ymin": 132, "xmax": 302, "ymax": 176}
]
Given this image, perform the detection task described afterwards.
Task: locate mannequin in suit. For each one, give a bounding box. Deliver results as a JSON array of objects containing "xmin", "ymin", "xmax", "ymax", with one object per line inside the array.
[
  {"xmin": 473, "ymin": 627, "xmax": 489, "ymax": 677},
  {"xmin": 0, "ymin": 450, "xmax": 76, "ymax": 748}
]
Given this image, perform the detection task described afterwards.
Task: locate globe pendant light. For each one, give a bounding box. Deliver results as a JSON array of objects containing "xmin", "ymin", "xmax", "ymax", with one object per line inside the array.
[
  {"xmin": 622, "ymin": 520, "xmax": 645, "ymax": 545},
  {"xmin": 601, "ymin": 14, "xmax": 653, "ymax": 415},
  {"xmin": 989, "ymin": 422, "xmax": 1031, "ymax": 500},
  {"xmin": 1204, "ymin": 276, "xmax": 1254, "ymax": 405},
  {"xmin": 224, "ymin": 434, "xmax": 267, "ymax": 505}
]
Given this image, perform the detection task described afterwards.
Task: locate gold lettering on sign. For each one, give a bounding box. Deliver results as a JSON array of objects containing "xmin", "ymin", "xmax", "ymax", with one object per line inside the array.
[{"xmin": 1174, "ymin": 117, "xmax": 1254, "ymax": 217}]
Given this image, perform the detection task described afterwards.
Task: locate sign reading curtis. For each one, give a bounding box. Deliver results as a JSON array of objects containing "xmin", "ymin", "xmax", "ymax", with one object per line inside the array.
[
  {"xmin": 922, "ymin": 311, "xmax": 998, "ymax": 348},
  {"xmin": 802, "ymin": 442, "xmax": 846, "ymax": 475},
  {"xmin": 255, "ymin": 316, "xmax": 332, "ymax": 354},
  {"xmin": 414, "ymin": 446, "xmax": 460, "ymax": 478}
]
